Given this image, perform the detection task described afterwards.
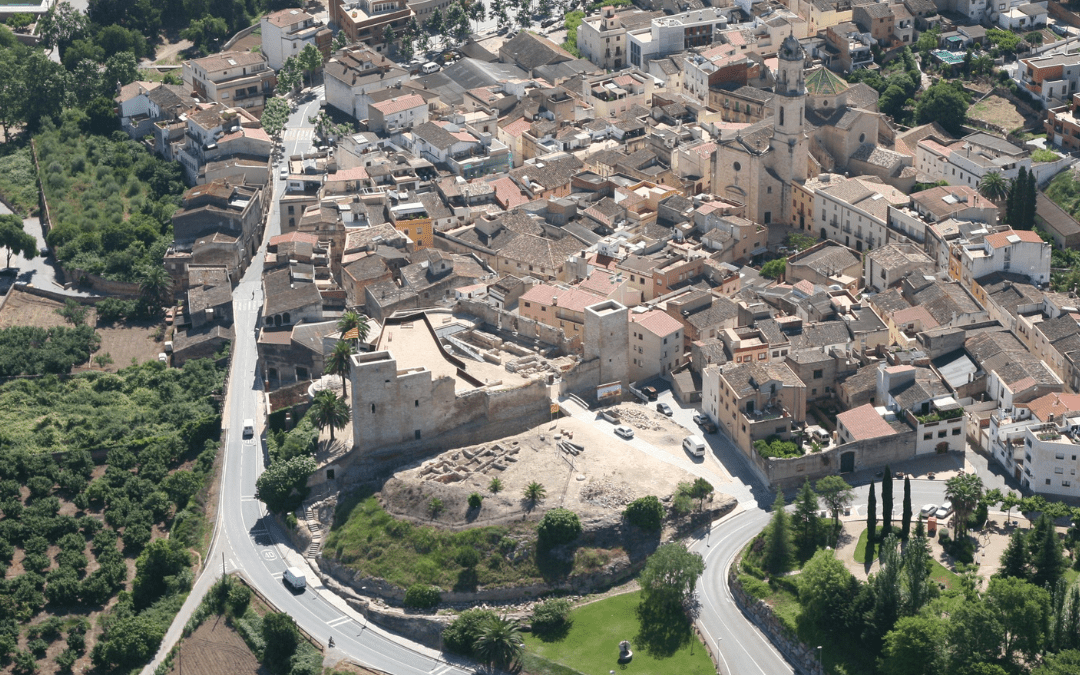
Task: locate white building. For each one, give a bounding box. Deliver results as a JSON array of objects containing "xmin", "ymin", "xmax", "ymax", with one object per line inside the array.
[
  {"xmin": 367, "ymin": 93, "xmax": 428, "ymax": 134},
  {"xmin": 577, "ymin": 5, "xmax": 662, "ymax": 71},
  {"xmin": 990, "ymin": 406, "xmax": 1080, "ymax": 497},
  {"xmin": 261, "ymin": 8, "xmax": 331, "ymax": 71},
  {"xmin": 181, "ymin": 51, "xmax": 276, "ymax": 114},
  {"xmin": 813, "ymin": 176, "xmax": 909, "ymax": 253},
  {"xmin": 323, "ymin": 46, "xmax": 410, "ymax": 121},
  {"xmin": 626, "ymin": 7, "xmax": 737, "ymax": 69},
  {"xmin": 629, "ymin": 308, "xmax": 685, "ymax": 382},
  {"xmin": 954, "ymin": 228, "xmax": 1051, "ymax": 289}
]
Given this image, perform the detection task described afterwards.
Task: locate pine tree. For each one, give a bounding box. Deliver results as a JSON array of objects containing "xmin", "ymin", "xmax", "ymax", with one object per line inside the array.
[
  {"xmin": 901, "ymin": 476, "xmax": 912, "ymax": 542},
  {"xmin": 766, "ymin": 492, "xmax": 793, "ymax": 575},
  {"xmin": 1033, "ymin": 513, "xmax": 1066, "ymax": 589},
  {"xmin": 882, "ymin": 466, "xmax": 893, "ymax": 538},
  {"xmin": 997, "ymin": 527, "xmax": 1032, "ymax": 578},
  {"xmin": 866, "ymin": 482, "xmax": 877, "ymax": 562},
  {"xmin": 793, "ymin": 479, "xmax": 820, "ymax": 561}
]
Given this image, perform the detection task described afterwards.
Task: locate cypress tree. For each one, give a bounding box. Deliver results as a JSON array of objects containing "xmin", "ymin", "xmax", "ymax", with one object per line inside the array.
[
  {"xmin": 1022, "ymin": 168, "xmax": 1038, "ymax": 230},
  {"xmin": 999, "ymin": 528, "xmax": 1029, "ymax": 580},
  {"xmin": 793, "ymin": 478, "xmax": 820, "ymax": 562},
  {"xmin": 1033, "ymin": 513, "xmax": 1066, "ymax": 589},
  {"xmin": 901, "ymin": 476, "xmax": 912, "ymax": 542},
  {"xmin": 766, "ymin": 491, "xmax": 793, "ymax": 575},
  {"xmin": 1006, "ymin": 168, "xmax": 1024, "ymax": 226},
  {"xmin": 866, "ymin": 481, "xmax": 877, "ymax": 562},
  {"xmin": 882, "ymin": 466, "xmax": 893, "ymax": 537}
]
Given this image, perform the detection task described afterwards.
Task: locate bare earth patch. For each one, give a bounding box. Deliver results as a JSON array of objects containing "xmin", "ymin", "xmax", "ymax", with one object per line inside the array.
[
  {"xmin": 968, "ymin": 95, "xmax": 1032, "ymax": 131},
  {"xmin": 381, "ymin": 413, "xmax": 717, "ymax": 528},
  {"xmin": 168, "ymin": 616, "xmax": 270, "ymax": 675}
]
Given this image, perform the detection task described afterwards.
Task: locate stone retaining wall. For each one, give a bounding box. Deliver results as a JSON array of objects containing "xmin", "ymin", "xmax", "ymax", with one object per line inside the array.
[{"xmin": 727, "ymin": 552, "xmax": 824, "ymax": 675}]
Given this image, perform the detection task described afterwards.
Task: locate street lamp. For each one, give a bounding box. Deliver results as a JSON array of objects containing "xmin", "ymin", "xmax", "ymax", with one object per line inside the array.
[{"xmin": 817, "ymin": 645, "xmax": 823, "ymax": 670}]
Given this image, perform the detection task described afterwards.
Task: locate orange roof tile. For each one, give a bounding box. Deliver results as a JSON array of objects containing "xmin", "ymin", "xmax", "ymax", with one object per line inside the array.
[
  {"xmin": 521, "ymin": 284, "xmax": 604, "ymax": 313},
  {"xmin": 984, "ymin": 229, "xmax": 1045, "ymax": 248},
  {"xmin": 631, "ymin": 309, "xmax": 683, "ymax": 337},
  {"xmin": 1028, "ymin": 391, "xmax": 1080, "ymax": 422},
  {"xmin": 836, "ymin": 404, "xmax": 897, "ymax": 441}
]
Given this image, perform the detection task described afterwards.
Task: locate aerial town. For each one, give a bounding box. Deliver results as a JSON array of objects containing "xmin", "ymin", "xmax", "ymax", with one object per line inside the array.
[{"xmin": 6, "ymin": 0, "xmax": 1080, "ymax": 673}]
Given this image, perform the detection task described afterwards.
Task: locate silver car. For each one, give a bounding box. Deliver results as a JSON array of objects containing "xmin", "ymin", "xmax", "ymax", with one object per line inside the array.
[{"xmin": 614, "ymin": 425, "xmax": 634, "ymax": 439}]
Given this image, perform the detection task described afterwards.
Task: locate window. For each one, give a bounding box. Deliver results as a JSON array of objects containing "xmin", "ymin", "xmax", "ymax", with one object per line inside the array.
[
  {"xmin": 524, "ymin": 302, "xmax": 531, "ymax": 308},
  {"xmin": 938, "ymin": 430, "xmax": 947, "ymax": 438},
  {"xmin": 1047, "ymin": 479, "xmax": 1052, "ymax": 485},
  {"xmin": 952, "ymin": 428, "xmax": 961, "ymax": 436},
  {"xmin": 1065, "ymin": 481, "xmax": 1073, "ymax": 487},
  {"xmin": 812, "ymin": 388, "xmax": 817, "ymax": 395},
  {"xmin": 415, "ymin": 430, "xmax": 422, "ymax": 440},
  {"xmin": 415, "ymin": 400, "xmax": 419, "ymax": 407},
  {"xmin": 370, "ymin": 403, "xmax": 376, "ymax": 413},
  {"xmin": 1057, "ymin": 453, "xmax": 1065, "ymax": 460},
  {"xmin": 924, "ymin": 433, "xmax": 932, "ymax": 440},
  {"xmin": 288, "ymin": 205, "xmax": 295, "ymax": 215},
  {"xmin": 813, "ymin": 369, "xmax": 823, "ymax": 379},
  {"xmin": 1057, "ymin": 467, "xmax": 1065, "ymax": 474}
]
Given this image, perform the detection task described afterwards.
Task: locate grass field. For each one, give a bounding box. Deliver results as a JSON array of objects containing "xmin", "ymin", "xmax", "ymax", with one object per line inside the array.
[
  {"xmin": 523, "ymin": 592, "xmax": 714, "ymax": 675},
  {"xmin": 968, "ymin": 95, "xmax": 1028, "ymax": 132},
  {"xmin": 853, "ymin": 526, "xmax": 887, "ymax": 563}
]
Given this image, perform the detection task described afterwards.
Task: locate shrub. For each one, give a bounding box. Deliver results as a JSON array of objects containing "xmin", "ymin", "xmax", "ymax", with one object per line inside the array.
[
  {"xmin": 468, "ymin": 492, "xmax": 483, "ymax": 509},
  {"xmin": 455, "ymin": 546, "xmax": 480, "ymax": 568},
  {"xmin": 672, "ymin": 493, "xmax": 693, "ymax": 516},
  {"xmin": 623, "ymin": 495, "xmax": 665, "ymax": 531},
  {"xmin": 537, "ymin": 508, "xmax": 582, "ymax": 549},
  {"xmin": 428, "ymin": 498, "xmax": 444, "ymax": 517},
  {"xmin": 530, "ymin": 598, "xmax": 572, "ymax": 637},
  {"xmin": 228, "ymin": 582, "xmax": 252, "ymax": 616},
  {"xmin": 739, "ymin": 574, "xmax": 771, "ymax": 600},
  {"xmin": 1032, "ymin": 148, "xmax": 1060, "ymax": 163},
  {"xmin": 403, "ymin": 584, "xmax": 441, "ymax": 609},
  {"xmin": 55, "ymin": 649, "xmax": 77, "ymax": 672},
  {"xmin": 442, "ymin": 608, "xmax": 497, "ymax": 657}
]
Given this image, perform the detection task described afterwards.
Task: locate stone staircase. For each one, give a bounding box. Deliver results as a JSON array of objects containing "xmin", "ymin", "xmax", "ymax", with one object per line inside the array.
[{"xmin": 303, "ymin": 505, "xmax": 323, "ymax": 559}]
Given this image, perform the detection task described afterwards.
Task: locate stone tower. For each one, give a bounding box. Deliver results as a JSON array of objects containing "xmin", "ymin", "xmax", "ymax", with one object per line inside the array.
[
  {"xmin": 766, "ymin": 34, "xmax": 809, "ymax": 223},
  {"xmin": 584, "ymin": 300, "xmax": 629, "ymax": 391}
]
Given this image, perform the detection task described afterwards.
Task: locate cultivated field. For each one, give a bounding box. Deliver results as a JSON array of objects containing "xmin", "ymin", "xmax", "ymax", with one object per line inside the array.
[
  {"xmin": 168, "ymin": 618, "xmax": 269, "ymax": 675},
  {"xmin": 0, "ymin": 288, "xmax": 166, "ymax": 371}
]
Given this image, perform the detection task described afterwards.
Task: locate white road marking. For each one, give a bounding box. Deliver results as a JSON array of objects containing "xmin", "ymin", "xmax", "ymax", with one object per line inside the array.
[
  {"xmin": 327, "ymin": 616, "xmax": 351, "ymax": 627},
  {"xmin": 262, "ymin": 550, "xmax": 277, "ymax": 560}
]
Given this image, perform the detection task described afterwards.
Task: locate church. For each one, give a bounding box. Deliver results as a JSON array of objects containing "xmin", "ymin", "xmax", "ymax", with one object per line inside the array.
[{"xmin": 711, "ymin": 35, "xmax": 889, "ymax": 228}]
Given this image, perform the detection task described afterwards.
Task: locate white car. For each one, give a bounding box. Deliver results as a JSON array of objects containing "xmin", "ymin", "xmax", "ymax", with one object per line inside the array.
[
  {"xmin": 614, "ymin": 425, "xmax": 634, "ymax": 439},
  {"xmin": 935, "ymin": 501, "xmax": 953, "ymax": 520},
  {"xmin": 278, "ymin": 166, "xmax": 288, "ymax": 180},
  {"xmin": 920, "ymin": 503, "xmax": 937, "ymax": 518}
]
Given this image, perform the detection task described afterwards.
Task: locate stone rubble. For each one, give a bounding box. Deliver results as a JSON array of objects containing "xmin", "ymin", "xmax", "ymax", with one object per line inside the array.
[{"xmin": 580, "ymin": 478, "xmax": 635, "ymax": 509}]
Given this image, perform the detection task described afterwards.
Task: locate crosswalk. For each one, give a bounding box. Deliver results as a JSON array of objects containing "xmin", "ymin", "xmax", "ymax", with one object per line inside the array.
[
  {"xmin": 283, "ymin": 128, "xmax": 315, "ymax": 141},
  {"xmin": 233, "ymin": 299, "xmax": 261, "ymax": 313}
]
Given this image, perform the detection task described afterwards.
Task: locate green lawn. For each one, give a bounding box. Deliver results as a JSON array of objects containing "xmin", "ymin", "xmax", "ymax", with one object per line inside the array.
[
  {"xmin": 853, "ymin": 526, "xmax": 890, "ymax": 563},
  {"xmin": 523, "ymin": 592, "xmax": 714, "ymax": 675},
  {"xmin": 929, "ymin": 559, "xmax": 960, "ymax": 591}
]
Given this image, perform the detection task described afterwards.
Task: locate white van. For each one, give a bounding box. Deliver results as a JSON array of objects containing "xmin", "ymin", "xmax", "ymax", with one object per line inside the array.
[
  {"xmin": 682, "ymin": 435, "xmax": 706, "ymax": 457},
  {"xmin": 421, "ymin": 61, "xmax": 441, "ymax": 74},
  {"xmin": 283, "ymin": 566, "xmax": 307, "ymax": 590},
  {"xmin": 243, "ymin": 419, "xmax": 255, "ymax": 438}
]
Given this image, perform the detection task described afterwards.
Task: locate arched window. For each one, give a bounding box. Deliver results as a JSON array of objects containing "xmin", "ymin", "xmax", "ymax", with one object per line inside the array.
[
  {"xmin": 779, "ymin": 107, "xmax": 784, "ymax": 126},
  {"xmin": 273, "ymin": 315, "xmax": 281, "ymax": 327},
  {"xmin": 283, "ymin": 312, "xmax": 291, "ymax": 324}
]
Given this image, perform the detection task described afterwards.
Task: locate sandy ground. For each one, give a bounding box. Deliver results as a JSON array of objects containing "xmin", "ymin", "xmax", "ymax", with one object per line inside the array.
[
  {"xmin": 968, "ymin": 95, "xmax": 1031, "ymax": 132},
  {"xmin": 381, "ymin": 412, "xmax": 710, "ymax": 527}
]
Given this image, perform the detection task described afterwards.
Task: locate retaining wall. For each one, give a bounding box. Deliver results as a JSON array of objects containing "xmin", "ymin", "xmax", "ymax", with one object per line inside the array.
[
  {"xmin": 752, "ymin": 429, "xmax": 919, "ymax": 490},
  {"xmin": 728, "ymin": 552, "xmax": 824, "ymax": 675}
]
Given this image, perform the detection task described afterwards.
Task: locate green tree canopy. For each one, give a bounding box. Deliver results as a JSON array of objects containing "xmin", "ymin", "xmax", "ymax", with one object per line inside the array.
[
  {"xmin": 639, "ymin": 543, "xmax": 705, "ymax": 608},
  {"xmin": 262, "ymin": 612, "xmax": 300, "ymax": 674},
  {"xmin": 816, "ymin": 475, "xmax": 854, "ymax": 528},
  {"xmin": 797, "ymin": 549, "xmax": 855, "ymax": 631},
  {"xmin": 0, "ymin": 214, "xmax": 35, "ymax": 268},
  {"xmin": 915, "ymin": 81, "xmax": 970, "ymax": 136},
  {"xmin": 760, "ymin": 258, "xmax": 785, "ymax": 279},
  {"xmin": 256, "ymin": 455, "xmax": 316, "ymax": 514},
  {"xmin": 880, "ymin": 615, "xmax": 948, "ymax": 675}
]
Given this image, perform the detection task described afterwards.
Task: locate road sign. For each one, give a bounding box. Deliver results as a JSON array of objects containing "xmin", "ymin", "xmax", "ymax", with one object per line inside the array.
[{"xmin": 550, "ymin": 403, "xmax": 560, "ymax": 414}]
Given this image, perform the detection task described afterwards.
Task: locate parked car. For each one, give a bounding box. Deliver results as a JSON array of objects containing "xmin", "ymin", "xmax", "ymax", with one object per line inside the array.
[
  {"xmin": 614, "ymin": 425, "xmax": 634, "ymax": 439},
  {"xmin": 693, "ymin": 413, "xmax": 706, "ymax": 425},
  {"xmin": 700, "ymin": 419, "xmax": 718, "ymax": 434},
  {"xmin": 920, "ymin": 503, "xmax": 937, "ymax": 518},
  {"xmin": 656, "ymin": 402, "xmax": 672, "ymax": 416},
  {"xmin": 935, "ymin": 502, "xmax": 953, "ymax": 520},
  {"xmin": 642, "ymin": 386, "xmax": 658, "ymax": 401},
  {"xmin": 278, "ymin": 166, "xmax": 288, "ymax": 180},
  {"xmin": 243, "ymin": 419, "xmax": 255, "ymax": 438}
]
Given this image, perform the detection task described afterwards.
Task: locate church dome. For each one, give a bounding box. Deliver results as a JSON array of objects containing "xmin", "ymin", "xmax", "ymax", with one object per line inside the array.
[
  {"xmin": 805, "ymin": 66, "xmax": 849, "ymax": 97},
  {"xmin": 779, "ymin": 34, "xmax": 804, "ymax": 61}
]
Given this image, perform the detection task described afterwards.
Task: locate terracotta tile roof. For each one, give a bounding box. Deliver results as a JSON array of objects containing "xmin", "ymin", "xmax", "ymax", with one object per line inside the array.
[
  {"xmin": 326, "ymin": 166, "xmax": 370, "ymax": 182},
  {"xmin": 575, "ymin": 270, "xmax": 621, "ymax": 296},
  {"xmin": 265, "ymin": 8, "xmax": 314, "ymax": 27},
  {"xmin": 836, "ymin": 404, "xmax": 897, "ymax": 441},
  {"xmin": 1028, "ymin": 391, "xmax": 1080, "ymax": 422},
  {"xmin": 892, "ymin": 305, "xmax": 939, "ymax": 329},
  {"xmin": 370, "ymin": 93, "xmax": 426, "ymax": 115},
  {"xmin": 632, "ymin": 309, "xmax": 683, "ymax": 338},
  {"xmin": 270, "ymin": 232, "xmax": 319, "ymax": 246},
  {"xmin": 489, "ymin": 176, "xmax": 528, "ymax": 209},
  {"xmin": 521, "ymin": 284, "xmax": 602, "ymax": 313},
  {"xmin": 794, "ymin": 279, "xmax": 815, "ymax": 296},
  {"xmin": 919, "ymin": 139, "xmax": 953, "ymax": 156},
  {"xmin": 984, "ymin": 229, "xmax": 1045, "ymax": 248},
  {"xmin": 501, "ymin": 117, "xmax": 532, "ymax": 138}
]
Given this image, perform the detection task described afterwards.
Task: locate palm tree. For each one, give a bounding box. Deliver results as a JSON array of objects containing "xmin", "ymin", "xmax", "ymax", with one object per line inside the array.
[
  {"xmin": 310, "ymin": 389, "xmax": 351, "ymax": 442},
  {"xmin": 979, "ymin": 171, "xmax": 1009, "ymax": 202},
  {"xmin": 326, "ymin": 340, "xmax": 354, "ymax": 398},
  {"xmin": 139, "ymin": 266, "xmax": 171, "ymax": 316},
  {"xmin": 523, "ymin": 481, "xmax": 546, "ymax": 505},
  {"xmin": 944, "ymin": 472, "xmax": 983, "ymax": 542},
  {"xmin": 337, "ymin": 310, "xmax": 370, "ymax": 345},
  {"xmin": 473, "ymin": 615, "xmax": 523, "ymax": 670}
]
